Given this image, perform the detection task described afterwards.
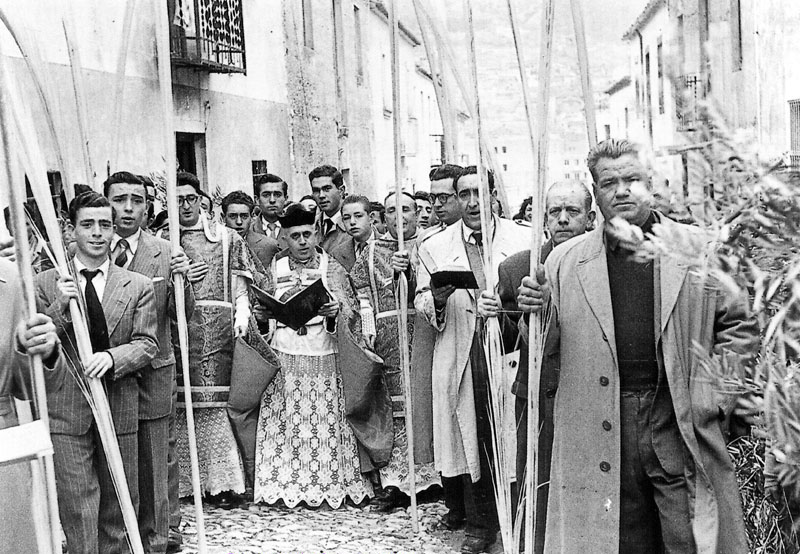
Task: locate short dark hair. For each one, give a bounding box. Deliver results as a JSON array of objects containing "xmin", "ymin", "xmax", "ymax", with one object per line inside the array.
[
  {"xmin": 221, "ymin": 191, "xmax": 255, "ymax": 214},
  {"xmin": 453, "ymin": 166, "xmax": 495, "ymax": 193},
  {"xmin": 103, "ymin": 171, "xmax": 145, "ymax": 197},
  {"xmin": 369, "ymin": 201, "xmax": 385, "ymax": 222},
  {"xmin": 151, "ymin": 210, "xmax": 169, "ymax": 230},
  {"xmin": 254, "ymin": 173, "xmax": 288, "ymax": 198},
  {"xmin": 198, "ymin": 189, "xmax": 211, "ymax": 202},
  {"xmin": 586, "ymin": 139, "xmax": 642, "ymax": 183},
  {"xmin": 514, "ymin": 197, "xmax": 532, "ymax": 220},
  {"xmin": 308, "ymin": 164, "xmax": 344, "ymax": 188},
  {"xmin": 177, "ymin": 171, "xmax": 201, "ymax": 193},
  {"xmin": 429, "ymin": 164, "xmax": 463, "ymax": 182},
  {"xmin": 69, "ymin": 191, "xmax": 113, "ymax": 224},
  {"xmin": 413, "ymin": 191, "xmax": 431, "ymax": 203},
  {"xmin": 341, "ymin": 195, "xmax": 371, "ymax": 213}
]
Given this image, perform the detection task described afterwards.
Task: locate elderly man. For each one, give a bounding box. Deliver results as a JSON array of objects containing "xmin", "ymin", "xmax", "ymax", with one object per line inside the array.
[
  {"xmin": 495, "ymin": 180, "xmax": 594, "ymax": 554},
  {"xmin": 518, "ymin": 139, "xmax": 758, "ymax": 553},
  {"xmin": 416, "ymin": 167, "xmax": 528, "ymax": 553}
]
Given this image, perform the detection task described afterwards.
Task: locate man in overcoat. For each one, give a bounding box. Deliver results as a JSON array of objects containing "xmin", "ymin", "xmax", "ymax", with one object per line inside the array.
[
  {"xmin": 517, "ymin": 139, "xmax": 758, "ymax": 553},
  {"xmin": 415, "ymin": 167, "xmax": 529, "ymax": 553}
]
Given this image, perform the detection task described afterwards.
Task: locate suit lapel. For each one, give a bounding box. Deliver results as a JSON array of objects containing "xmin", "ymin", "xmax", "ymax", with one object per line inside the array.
[
  {"xmin": 659, "ymin": 251, "xmax": 688, "ymax": 334},
  {"xmin": 102, "ymin": 264, "xmax": 131, "ymax": 337},
  {"xmin": 129, "ymin": 233, "xmax": 162, "ymax": 278},
  {"xmin": 575, "ymin": 228, "xmax": 618, "ymax": 366}
]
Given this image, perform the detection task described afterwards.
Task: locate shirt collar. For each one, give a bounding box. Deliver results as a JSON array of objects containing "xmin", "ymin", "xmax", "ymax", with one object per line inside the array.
[
  {"xmin": 460, "ymin": 217, "xmax": 496, "ymax": 244},
  {"xmin": 261, "ymin": 217, "xmax": 281, "ymax": 231},
  {"xmin": 112, "ymin": 228, "xmax": 141, "ymax": 255},
  {"xmin": 74, "ymin": 256, "xmax": 111, "ymax": 277}
]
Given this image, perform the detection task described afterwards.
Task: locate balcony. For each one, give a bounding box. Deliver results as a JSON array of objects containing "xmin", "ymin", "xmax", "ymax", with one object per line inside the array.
[
  {"xmin": 676, "ymin": 74, "xmax": 704, "ymax": 132},
  {"xmin": 169, "ymin": 0, "xmax": 246, "ymax": 73}
]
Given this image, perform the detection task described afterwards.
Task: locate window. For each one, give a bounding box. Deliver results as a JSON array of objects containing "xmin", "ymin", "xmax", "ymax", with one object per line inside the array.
[
  {"xmin": 176, "ymin": 132, "xmax": 207, "ymax": 187},
  {"xmin": 302, "ymin": 0, "xmax": 314, "ymax": 49},
  {"xmin": 169, "ymin": 0, "xmax": 246, "ymax": 73},
  {"xmin": 604, "ymin": 124, "xmax": 611, "ymax": 140},
  {"xmin": 495, "ymin": 147, "xmax": 498, "ymax": 153},
  {"xmin": 503, "ymin": 164, "xmax": 508, "ymax": 171},
  {"xmin": 354, "ymin": 5, "xmax": 364, "ymax": 84},
  {"xmin": 564, "ymin": 173, "xmax": 570, "ymax": 179},
  {"xmin": 564, "ymin": 159, "xmax": 569, "ymax": 166},
  {"xmin": 790, "ymin": 100, "xmax": 800, "ymax": 168},
  {"xmin": 575, "ymin": 160, "xmax": 580, "ymax": 166},
  {"xmin": 645, "ymin": 50, "xmax": 653, "ymax": 140},
  {"xmin": 657, "ymin": 38, "xmax": 665, "ymax": 114},
  {"xmin": 502, "ymin": 146, "xmax": 507, "ymax": 153},
  {"xmin": 252, "ymin": 160, "xmax": 268, "ymax": 187},
  {"xmin": 731, "ymin": 0, "xmax": 743, "ymax": 71}
]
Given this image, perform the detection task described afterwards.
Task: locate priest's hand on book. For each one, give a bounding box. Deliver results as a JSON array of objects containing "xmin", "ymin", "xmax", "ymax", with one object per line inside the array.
[{"xmin": 318, "ymin": 300, "xmax": 339, "ymax": 318}]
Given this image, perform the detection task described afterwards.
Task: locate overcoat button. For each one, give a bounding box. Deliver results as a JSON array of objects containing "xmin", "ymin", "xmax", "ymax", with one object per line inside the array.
[
  {"xmin": 600, "ymin": 461, "xmax": 611, "ymax": 472},
  {"xmin": 602, "ymin": 420, "xmax": 612, "ymax": 431},
  {"xmin": 599, "ymin": 376, "xmax": 609, "ymax": 386},
  {"xmin": 545, "ymin": 389, "xmax": 556, "ymax": 398}
]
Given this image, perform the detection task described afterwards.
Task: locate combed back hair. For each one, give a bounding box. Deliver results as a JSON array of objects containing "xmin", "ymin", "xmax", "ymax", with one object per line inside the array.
[
  {"xmin": 221, "ymin": 191, "xmax": 255, "ymax": 214},
  {"xmin": 254, "ymin": 173, "xmax": 288, "ymax": 197},
  {"xmin": 383, "ymin": 191, "xmax": 416, "ymax": 207},
  {"xmin": 369, "ymin": 201, "xmax": 385, "ymax": 213},
  {"xmin": 103, "ymin": 171, "xmax": 144, "ymax": 197},
  {"xmin": 429, "ymin": 163, "xmax": 463, "ymax": 182},
  {"xmin": 546, "ymin": 180, "xmax": 594, "ymax": 212},
  {"xmin": 177, "ymin": 171, "xmax": 201, "ymax": 193},
  {"xmin": 308, "ymin": 164, "xmax": 343, "ymax": 188},
  {"xmin": 413, "ymin": 191, "xmax": 431, "ymax": 202},
  {"xmin": 586, "ymin": 139, "xmax": 642, "ymax": 183},
  {"xmin": 341, "ymin": 195, "xmax": 371, "ymax": 213},
  {"xmin": 69, "ymin": 191, "xmax": 113, "ymax": 224},
  {"xmin": 453, "ymin": 165, "xmax": 495, "ymax": 193}
]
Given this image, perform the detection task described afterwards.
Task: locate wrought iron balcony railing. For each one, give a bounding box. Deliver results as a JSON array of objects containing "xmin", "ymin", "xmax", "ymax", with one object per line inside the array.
[{"xmin": 169, "ymin": 0, "xmax": 246, "ymax": 73}]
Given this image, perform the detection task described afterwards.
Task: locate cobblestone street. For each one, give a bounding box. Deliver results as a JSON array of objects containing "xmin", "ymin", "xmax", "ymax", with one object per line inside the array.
[{"xmin": 177, "ymin": 498, "xmax": 506, "ymax": 554}]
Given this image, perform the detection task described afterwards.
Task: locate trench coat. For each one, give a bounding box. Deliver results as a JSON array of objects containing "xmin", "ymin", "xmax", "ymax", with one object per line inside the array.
[
  {"xmin": 542, "ymin": 216, "xmax": 756, "ymax": 554},
  {"xmin": 415, "ymin": 218, "xmax": 529, "ymax": 481}
]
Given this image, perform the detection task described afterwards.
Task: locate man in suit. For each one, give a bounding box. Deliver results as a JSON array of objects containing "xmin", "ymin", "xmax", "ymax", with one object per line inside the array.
[
  {"xmin": 223, "ymin": 190, "xmax": 276, "ymax": 269},
  {"xmin": 517, "ymin": 139, "xmax": 759, "ymax": 553},
  {"xmin": 330, "ymin": 195, "xmax": 375, "ymax": 271},
  {"xmin": 309, "ymin": 164, "xmax": 350, "ymax": 254},
  {"xmin": 250, "ymin": 173, "xmax": 288, "ymax": 261},
  {"xmin": 105, "ymin": 172, "xmax": 192, "ymax": 554},
  {"xmin": 415, "ymin": 167, "xmax": 529, "ymax": 554},
  {"xmin": 411, "ymin": 164, "xmax": 463, "ymax": 529},
  {"xmin": 36, "ymin": 191, "xmax": 158, "ymax": 554},
  {"xmin": 495, "ymin": 180, "xmax": 595, "ymax": 554},
  {"xmin": 0, "ymin": 248, "xmax": 65, "ymax": 553}
]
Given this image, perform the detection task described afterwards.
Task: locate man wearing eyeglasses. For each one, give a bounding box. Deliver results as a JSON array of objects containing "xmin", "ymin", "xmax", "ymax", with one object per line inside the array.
[
  {"xmin": 415, "ymin": 166, "xmax": 529, "ymax": 554},
  {"xmin": 163, "ymin": 171, "xmax": 259, "ymax": 511}
]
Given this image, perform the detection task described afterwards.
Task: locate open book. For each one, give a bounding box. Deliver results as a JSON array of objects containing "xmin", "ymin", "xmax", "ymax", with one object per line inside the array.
[{"xmin": 251, "ymin": 279, "xmax": 332, "ymax": 331}]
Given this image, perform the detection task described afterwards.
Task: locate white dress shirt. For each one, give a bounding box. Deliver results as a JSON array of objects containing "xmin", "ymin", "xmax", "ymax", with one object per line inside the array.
[
  {"xmin": 74, "ymin": 257, "xmax": 111, "ymax": 302},
  {"xmin": 111, "ymin": 228, "xmax": 141, "ymax": 269},
  {"xmin": 261, "ymin": 217, "xmax": 282, "ymax": 239}
]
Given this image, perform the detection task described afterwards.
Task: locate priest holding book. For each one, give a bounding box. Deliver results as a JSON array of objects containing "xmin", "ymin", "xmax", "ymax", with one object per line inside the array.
[{"xmin": 254, "ymin": 204, "xmax": 374, "ymax": 508}]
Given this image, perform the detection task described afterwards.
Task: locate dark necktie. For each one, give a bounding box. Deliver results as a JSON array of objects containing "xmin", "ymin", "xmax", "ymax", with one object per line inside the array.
[
  {"xmin": 82, "ymin": 269, "xmax": 110, "ymax": 352},
  {"xmin": 472, "ymin": 231, "xmax": 483, "ymax": 249},
  {"xmin": 323, "ymin": 219, "xmax": 333, "ymax": 236},
  {"xmin": 114, "ymin": 239, "xmax": 129, "ymax": 267}
]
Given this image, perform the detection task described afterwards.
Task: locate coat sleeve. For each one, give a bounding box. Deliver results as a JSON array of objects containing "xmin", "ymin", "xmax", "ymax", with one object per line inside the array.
[
  {"xmin": 108, "ymin": 281, "xmax": 158, "ymax": 379},
  {"xmin": 35, "ymin": 271, "xmax": 72, "ymax": 334},
  {"xmin": 413, "ymin": 241, "xmax": 445, "ymax": 331}
]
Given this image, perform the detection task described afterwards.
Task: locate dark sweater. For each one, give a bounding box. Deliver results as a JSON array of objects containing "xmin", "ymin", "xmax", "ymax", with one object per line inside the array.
[{"xmin": 606, "ymin": 213, "xmax": 659, "ymax": 389}]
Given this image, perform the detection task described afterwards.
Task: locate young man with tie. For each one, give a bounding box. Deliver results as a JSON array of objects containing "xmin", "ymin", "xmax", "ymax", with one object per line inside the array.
[
  {"xmin": 35, "ymin": 190, "xmax": 158, "ymax": 554},
  {"xmin": 105, "ymin": 172, "xmax": 193, "ymax": 553},
  {"xmin": 251, "ymin": 173, "xmax": 289, "ymax": 262},
  {"xmin": 309, "ymin": 164, "xmax": 350, "ymax": 254}
]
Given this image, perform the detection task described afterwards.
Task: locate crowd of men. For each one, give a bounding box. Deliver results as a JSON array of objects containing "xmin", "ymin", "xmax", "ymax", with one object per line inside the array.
[{"xmin": 0, "ymin": 138, "xmax": 765, "ymax": 554}]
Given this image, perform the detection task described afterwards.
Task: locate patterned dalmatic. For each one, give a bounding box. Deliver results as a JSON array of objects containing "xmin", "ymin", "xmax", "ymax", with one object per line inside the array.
[{"xmin": 350, "ymin": 237, "xmax": 440, "ymax": 495}]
